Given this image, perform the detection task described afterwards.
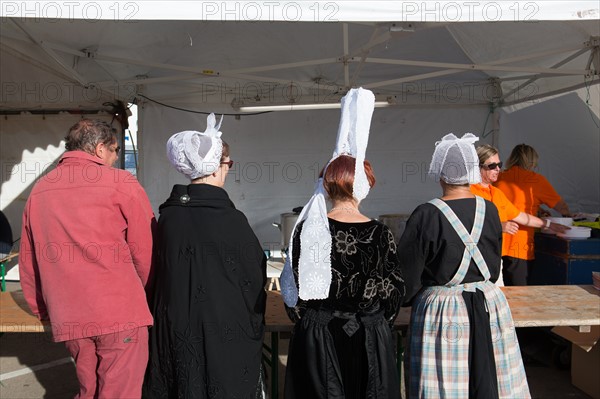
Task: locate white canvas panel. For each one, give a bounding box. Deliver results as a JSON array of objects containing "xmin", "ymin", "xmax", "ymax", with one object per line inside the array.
[
  {"xmin": 140, "ymin": 101, "xmax": 489, "ymax": 247},
  {"xmin": 498, "ymin": 85, "xmax": 600, "ymax": 214},
  {"xmin": 0, "ymin": 112, "xmax": 115, "ymax": 244}
]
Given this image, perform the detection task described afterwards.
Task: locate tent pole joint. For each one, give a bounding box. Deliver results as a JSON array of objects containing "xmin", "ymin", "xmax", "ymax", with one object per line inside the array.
[{"xmin": 585, "ymin": 36, "xmax": 599, "ymax": 48}]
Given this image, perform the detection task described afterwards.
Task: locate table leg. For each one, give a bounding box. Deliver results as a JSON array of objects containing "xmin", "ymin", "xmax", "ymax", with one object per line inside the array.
[
  {"xmin": 271, "ymin": 332, "xmax": 279, "ymax": 399},
  {"xmin": 397, "ymin": 330, "xmax": 404, "ymax": 377},
  {"xmin": 1, "ymin": 262, "xmax": 5, "ymax": 292}
]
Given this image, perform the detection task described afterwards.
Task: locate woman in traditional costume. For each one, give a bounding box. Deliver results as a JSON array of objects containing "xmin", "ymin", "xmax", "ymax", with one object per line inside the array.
[
  {"xmin": 399, "ymin": 133, "xmax": 530, "ymax": 398},
  {"xmin": 143, "ymin": 114, "xmax": 267, "ymax": 398},
  {"xmin": 281, "ymin": 88, "xmax": 405, "ymax": 399}
]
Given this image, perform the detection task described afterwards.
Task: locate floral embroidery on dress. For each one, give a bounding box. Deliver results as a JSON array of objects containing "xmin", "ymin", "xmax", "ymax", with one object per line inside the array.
[
  {"xmin": 386, "ymin": 229, "xmax": 397, "ymax": 253},
  {"xmin": 335, "ymin": 230, "xmax": 358, "ymax": 255},
  {"xmin": 378, "ymin": 277, "xmax": 395, "ymax": 299},
  {"xmin": 286, "ymin": 220, "xmax": 405, "ymax": 327},
  {"xmin": 363, "ymin": 278, "xmax": 378, "ymax": 299}
]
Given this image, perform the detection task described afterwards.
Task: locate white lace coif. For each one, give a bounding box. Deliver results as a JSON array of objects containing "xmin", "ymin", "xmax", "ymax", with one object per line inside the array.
[
  {"xmin": 428, "ymin": 133, "xmax": 481, "ymax": 185},
  {"xmin": 166, "ymin": 113, "xmax": 224, "ymax": 180},
  {"xmin": 332, "ymin": 87, "xmax": 374, "ymax": 201},
  {"xmin": 280, "ymin": 88, "xmax": 376, "ymax": 307}
]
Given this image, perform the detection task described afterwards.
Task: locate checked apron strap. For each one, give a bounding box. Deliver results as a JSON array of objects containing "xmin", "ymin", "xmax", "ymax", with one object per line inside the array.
[{"xmin": 428, "ymin": 196, "xmax": 490, "ymax": 286}]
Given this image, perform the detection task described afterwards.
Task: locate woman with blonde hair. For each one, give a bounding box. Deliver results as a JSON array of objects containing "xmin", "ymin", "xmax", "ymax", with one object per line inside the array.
[
  {"xmin": 495, "ymin": 144, "xmax": 571, "ymax": 285},
  {"xmin": 471, "ymin": 144, "xmax": 568, "ymax": 286}
]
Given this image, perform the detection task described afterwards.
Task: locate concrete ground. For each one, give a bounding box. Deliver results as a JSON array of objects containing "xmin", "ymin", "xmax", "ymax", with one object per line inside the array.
[{"xmin": 1, "ymin": 281, "xmax": 593, "ymax": 398}]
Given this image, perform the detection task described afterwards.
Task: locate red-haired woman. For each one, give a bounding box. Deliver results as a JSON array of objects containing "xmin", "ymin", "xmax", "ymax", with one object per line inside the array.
[{"xmin": 284, "ymin": 155, "xmax": 405, "ymax": 399}]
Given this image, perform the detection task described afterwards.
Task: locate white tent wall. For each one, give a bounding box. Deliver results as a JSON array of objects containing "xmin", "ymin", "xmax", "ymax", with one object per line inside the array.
[
  {"xmin": 498, "ymin": 85, "xmax": 600, "ymax": 213},
  {"xmin": 0, "ymin": 112, "xmax": 117, "ymax": 245},
  {"xmin": 139, "ymin": 101, "xmax": 492, "ymax": 248}
]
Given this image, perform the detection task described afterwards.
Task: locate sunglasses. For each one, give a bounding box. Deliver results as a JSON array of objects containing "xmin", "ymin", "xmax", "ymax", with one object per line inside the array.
[
  {"xmin": 480, "ymin": 161, "xmax": 502, "ymax": 170},
  {"xmin": 220, "ymin": 160, "xmax": 234, "ymax": 168},
  {"xmin": 107, "ymin": 144, "xmax": 121, "ymax": 154}
]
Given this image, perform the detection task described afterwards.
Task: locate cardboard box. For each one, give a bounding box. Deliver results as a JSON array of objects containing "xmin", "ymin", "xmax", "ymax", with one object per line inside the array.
[{"xmin": 552, "ymin": 325, "xmax": 600, "ymax": 399}]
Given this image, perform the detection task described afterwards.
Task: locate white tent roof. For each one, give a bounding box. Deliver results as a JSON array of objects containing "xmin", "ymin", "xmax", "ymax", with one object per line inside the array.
[
  {"xmin": 1, "ymin": 1, "xmax": 599, "ymax": 22},
  {"xmin": 1, "ymin": 2, "xmax": 598, "ymax": 112}
]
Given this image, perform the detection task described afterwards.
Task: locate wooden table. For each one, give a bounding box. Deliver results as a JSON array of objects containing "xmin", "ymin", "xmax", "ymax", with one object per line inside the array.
[
  {"xmin": 2, "ymin": 285, "xmax": 599, "ymax": 398},
  {"xmin": 264, "ymin": 284, "xmax": 600, "ymax": 332},
  {"xmin": 0, "ymin": 289, "xmax": 49, "ymax": 333},
  {"xmin": 502, "ymin": 284, "xmax": 600, "ymax": 331}
]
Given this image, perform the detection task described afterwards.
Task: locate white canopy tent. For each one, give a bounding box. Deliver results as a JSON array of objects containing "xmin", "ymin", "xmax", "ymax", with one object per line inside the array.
[{"xmin": 1, "ymin": 1, "xmax": 599, "ymax": 249}]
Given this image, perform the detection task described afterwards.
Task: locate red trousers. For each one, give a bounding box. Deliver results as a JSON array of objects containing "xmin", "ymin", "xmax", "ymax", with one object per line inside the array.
[{"xmin": 64, "ymin": 326, "xmax": 149, "ymax": 399}]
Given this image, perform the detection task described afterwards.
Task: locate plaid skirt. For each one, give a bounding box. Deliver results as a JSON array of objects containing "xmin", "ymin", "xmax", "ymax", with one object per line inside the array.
[{"xmin": 405, "ymin": 281, "xmax": 530, "ymax": 399}]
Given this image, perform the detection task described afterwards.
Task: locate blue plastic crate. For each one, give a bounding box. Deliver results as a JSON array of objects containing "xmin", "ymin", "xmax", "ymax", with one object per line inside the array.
[
  {"xmin": 529, "ymin": 252, "xmax": 600, "ymax": 285},
  {"xmin": 534, "ymin": 234, "xmax": 600, "ymax": 256}
]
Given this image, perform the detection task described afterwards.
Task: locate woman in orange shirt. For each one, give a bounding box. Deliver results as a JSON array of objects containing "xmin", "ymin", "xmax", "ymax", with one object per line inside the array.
[
  {"xmin": 495, "ymin": 144, "xmax": 571, "ymax": 285},
  {"xmin": 472, "ymin": 145, "xmax": 568, "ymax": 286}
]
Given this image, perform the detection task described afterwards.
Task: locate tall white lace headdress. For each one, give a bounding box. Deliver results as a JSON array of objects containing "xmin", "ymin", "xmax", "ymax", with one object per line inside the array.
[{"xmin": 280, "ymin": 88, "xmax": 376, "ymax": 307}]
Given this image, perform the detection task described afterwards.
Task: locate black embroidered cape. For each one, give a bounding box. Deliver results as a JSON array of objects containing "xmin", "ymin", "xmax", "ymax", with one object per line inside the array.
[{"xmin": 143, "ymin": 184, "xmax": 266, "ymax": 399}]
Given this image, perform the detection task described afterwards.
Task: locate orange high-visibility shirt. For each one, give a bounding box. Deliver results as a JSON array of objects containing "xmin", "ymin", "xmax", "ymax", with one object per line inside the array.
[
  {"xmin": 471, "ymin": 184, "xmax": 521, "ymax": 256},
  {"xmin": 495, "ymin": 166, "xmax": 562, "ymax": 260},
  {"xmin": 470, "ymin": 184, "xmax": 521, "ymax": 223}
]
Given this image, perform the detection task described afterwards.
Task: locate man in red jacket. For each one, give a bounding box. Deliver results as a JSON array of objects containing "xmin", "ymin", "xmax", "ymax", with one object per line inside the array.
[{"xmin": 19, "ymin": 119, "xmax": 156, "ymax": 398}]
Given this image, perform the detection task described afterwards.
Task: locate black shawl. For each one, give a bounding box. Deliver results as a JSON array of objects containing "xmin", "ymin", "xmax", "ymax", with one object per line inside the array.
[{"xmin": 143, "ymin": 184, "xmax": 267, "ymax": 398}]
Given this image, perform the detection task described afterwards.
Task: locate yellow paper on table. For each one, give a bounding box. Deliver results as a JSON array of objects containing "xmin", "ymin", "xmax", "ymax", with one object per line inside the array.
[{"xmin": 574, "ymin": 221, "xmax": 600, "ymax": 229}]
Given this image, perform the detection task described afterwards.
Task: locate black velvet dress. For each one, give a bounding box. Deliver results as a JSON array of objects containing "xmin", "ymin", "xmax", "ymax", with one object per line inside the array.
[
  {"xmin": 143, "ymin": 184, "xmax": 267, "ymax": 399},
  {"xmin": 284, "ymin": 219, "xmax": 405, "ymax": 399}
]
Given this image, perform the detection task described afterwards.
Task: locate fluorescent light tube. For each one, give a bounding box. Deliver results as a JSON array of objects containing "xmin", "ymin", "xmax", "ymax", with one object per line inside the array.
[{"xmin": 238, "ymin": 101, "xmax": 390, "ymax": 113}]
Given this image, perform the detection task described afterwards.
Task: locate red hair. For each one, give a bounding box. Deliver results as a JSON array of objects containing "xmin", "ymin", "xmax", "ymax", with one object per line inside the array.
[{"xmin": 321, "ymin": 155, "xmax": 376, "ymax": 201}]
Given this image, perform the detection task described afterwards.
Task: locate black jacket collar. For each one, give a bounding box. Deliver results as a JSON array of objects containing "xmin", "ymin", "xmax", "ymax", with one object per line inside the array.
[{"xmin": 159, "ymin": 184, "xmax": 235, "ymax": 213}]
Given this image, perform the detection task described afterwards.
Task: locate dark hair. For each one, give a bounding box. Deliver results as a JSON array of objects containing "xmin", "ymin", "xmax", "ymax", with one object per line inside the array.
[
  {"xmin": 65, "ymin": 119, "xmax": 116, "ymax": 154},
  {"xmin": 321, "ymin": 155, "xmax": 376, "ymax": 201},
  {"xmin": 221, "ymin": 140, "xmax": 230, "ymax": 161}
]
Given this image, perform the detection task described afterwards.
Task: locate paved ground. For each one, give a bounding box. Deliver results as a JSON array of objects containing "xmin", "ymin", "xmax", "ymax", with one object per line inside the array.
[{"xmin": 0, "ymin": 281, "xmax": 593, "ymax": 398}]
